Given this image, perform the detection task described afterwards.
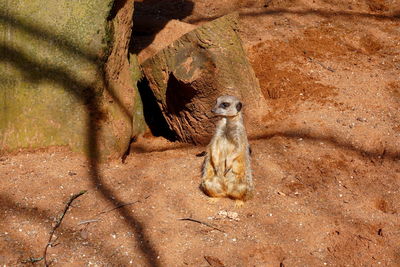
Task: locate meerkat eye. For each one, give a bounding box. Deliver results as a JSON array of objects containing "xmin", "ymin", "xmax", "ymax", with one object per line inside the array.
[
  {"xmin": 219, "ymin": 102, "xmax": 230, "ymax": 109},
  {"xmin": 236, "ymin": 102, "xmax": 242, "ymax": 112}
]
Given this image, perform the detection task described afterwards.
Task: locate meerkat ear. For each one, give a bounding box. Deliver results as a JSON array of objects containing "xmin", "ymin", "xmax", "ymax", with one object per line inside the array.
[{"xmin": 236, "ymin": 102, "xmax": 243, "ymax": 112}]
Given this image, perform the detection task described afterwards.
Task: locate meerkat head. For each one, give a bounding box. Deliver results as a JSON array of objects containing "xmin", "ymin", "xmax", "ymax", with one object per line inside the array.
[{"xmin": 211, "ymin": 95, "xmax": 243, "ymax": 117}]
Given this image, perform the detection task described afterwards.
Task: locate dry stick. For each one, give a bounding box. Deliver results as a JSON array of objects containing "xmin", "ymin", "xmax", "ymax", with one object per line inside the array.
[
  {"xmin": 306, "ymin": 56, "xmax": 335, "ymax": 72},
  {"xmin": 179, "ymin": 218, "xmax": 225, "ymax": 233},
  {"xmin": 96, "ymin": 201, "xmax": 139, "ymax": 216},
  {"xmin": 76, "ymin": 196, "xmax": 150, "ymax": 228},
  {"xmin": 303, "ymin": 50, "xmax": 335, "ymax": 72},
  {"xmin": 95, "ymin": 195, "xmax": 150, "ymax": 217},
  {"xmin": 77, "ymin": 219, "xmax": 100, "ymax": 225},
  {"xmin": 43, "ymin": 190, "xmax": 87, "ymax": 266},
  {"xmin": 21, "ymin": 257, "xmax": 44, "ymax": 264}
]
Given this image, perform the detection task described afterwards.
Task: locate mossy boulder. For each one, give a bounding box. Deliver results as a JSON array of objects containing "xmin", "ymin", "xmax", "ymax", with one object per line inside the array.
[{"xmin": 0, "ymin": 0, "xmax": 142, "ymax": 159}]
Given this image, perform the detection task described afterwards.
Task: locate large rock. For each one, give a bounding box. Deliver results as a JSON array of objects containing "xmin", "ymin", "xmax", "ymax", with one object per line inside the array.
[
  {"xmin": 141, "ymin": 13, "xmax": 267, "ymax": 144},
  {"xmin": 136, "ymin": 19, "xmax": 196, "ymax": 63},
  {"xmin": 0, "ymin": 0, "xmax": 141, "ymax": 159}
]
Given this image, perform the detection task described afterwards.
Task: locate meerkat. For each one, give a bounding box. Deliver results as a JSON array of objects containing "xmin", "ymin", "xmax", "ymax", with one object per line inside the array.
[{"xmin": 201, "ymin": 95, "xmax": 253, "ymax": 206}]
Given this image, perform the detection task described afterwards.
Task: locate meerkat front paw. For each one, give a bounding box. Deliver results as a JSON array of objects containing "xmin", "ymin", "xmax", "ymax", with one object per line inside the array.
[
  {"xmin": 207, "ymin": 198, "xmax": 220, "ymax": 204},
  {"xmin": 234, "ymin": 200, "xmax": 244, "ymax": 208}
]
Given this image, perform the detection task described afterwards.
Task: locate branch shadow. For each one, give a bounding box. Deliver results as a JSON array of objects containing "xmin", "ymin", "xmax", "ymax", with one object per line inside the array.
[
  {"xmin": 0, "ymin": 194, "xmax": 134, "ymax": 266},
  {"xmin": 187, "ymin": 7, "xmax": 400, "ymax": 24},
  {"xmin": 251, "ymin": 130, "xmax": 400, "ymax": 160},
  {"xmin": 252, "ymin": 133, "xmax": 400, "ymax": 265},
  {"xmin": 130, "ymin": 0, "xmax": 194, "ymax": 56},
  {"xmin": 0, "ymin": 3, "xmax": 160, "ymax": 266}
]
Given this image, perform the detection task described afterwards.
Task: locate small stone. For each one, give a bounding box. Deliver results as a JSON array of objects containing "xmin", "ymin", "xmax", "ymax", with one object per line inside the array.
[
  {"xmin": 80, "ymin": 230, "xmax": 88, "ymax": 240},
  {"xmin": 218, "ymin": 210, "xmax": 228, "ymax": 217},
  {"xmin": 227, "ymin": 211, "xmax": 239, "ymax": 220}
]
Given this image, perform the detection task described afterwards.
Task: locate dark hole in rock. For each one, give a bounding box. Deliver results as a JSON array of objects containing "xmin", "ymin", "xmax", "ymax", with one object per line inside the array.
[
  {"xmin": 107, "ymin": 0, "xmax": 127, "ymax": 21},
  {"xmin": 166, "ymin": 74, "xmax": 197, "ymax": 114},
  {"xmin": 137, "ymin": 78, "xmax": 177, "ymax": 141}
]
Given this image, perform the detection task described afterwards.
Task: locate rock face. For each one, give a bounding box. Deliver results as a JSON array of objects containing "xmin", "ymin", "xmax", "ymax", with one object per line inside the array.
[
  {"xmin": 0, "ymin": 0, "xmax": 141, "ymax": 159},
  {"xmin": 136, "ymin": 19, "xmax": 196, "ymax": 63},
  {"xmin": 141, "ymin": 13, "xmax": 267, "ymax": 144}
]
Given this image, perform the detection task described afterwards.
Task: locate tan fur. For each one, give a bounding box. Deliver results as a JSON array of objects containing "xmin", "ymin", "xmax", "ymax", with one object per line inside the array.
[{"xmin": 201, "ymin": 95, "xmax": 253, "ymax": 202}]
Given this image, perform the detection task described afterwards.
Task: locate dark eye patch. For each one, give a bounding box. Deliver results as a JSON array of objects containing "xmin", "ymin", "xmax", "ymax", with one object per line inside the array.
[
  {"xmin": 219, "ymin": 102, "xmax": 230, "ymax": 108},
  {"xmin": 236, "ymin": 102, "xmax": 242, "ymax": 112}
]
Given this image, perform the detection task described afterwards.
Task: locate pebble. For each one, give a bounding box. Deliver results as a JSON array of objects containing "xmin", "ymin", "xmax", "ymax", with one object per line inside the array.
[{"xmin": 217, "ymin": 210, "xmax": 239, "ymax": 221}]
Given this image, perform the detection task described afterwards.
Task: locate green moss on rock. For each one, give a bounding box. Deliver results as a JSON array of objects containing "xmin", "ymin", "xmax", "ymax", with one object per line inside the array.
[{"xmin": 0, "ymin": 0, "xmax": 137, "ymax": 159}]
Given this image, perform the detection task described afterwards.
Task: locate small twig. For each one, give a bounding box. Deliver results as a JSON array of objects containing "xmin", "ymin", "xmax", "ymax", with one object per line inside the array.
[
  {"xmin": 357, "ymin": 234, "xmax": 372, "ymax": 242},
  {"xmin": 204, "ymin": 255, "xmax": 225, "ymax": 267},
  {"xmin": 77, "ymin": 219, "xmax": 100, "ymax": 225},
  {"xmin": 96, "ymin": 201, "xmax": 139, "ymax": 216},
  {"xmin": 21, "ymin": 257, "xmax": 44, "ymax": 264},
  {"xmin": 307, "ymin": 56, "xmax": 335, "ymax": 72},
  {"xmin": 43, "ymin": 190, "xmax": 87, "ymax": 266},
  {"xmin": 96, "ymin": 195, "xmax": 150, "ymax": 216},
  {"xmin": 303, "ymin": 51, "xmax": 335, "ymax": 72},
  {"xmin": 179, "ymin": 218, "xmax": 225, "ymax": 233}
]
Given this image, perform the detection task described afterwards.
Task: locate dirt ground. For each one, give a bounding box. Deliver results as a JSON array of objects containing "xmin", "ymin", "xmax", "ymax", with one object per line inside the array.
[{"xmin": 1, "ymin": 0, "xmax": 400, "ymax": 266}]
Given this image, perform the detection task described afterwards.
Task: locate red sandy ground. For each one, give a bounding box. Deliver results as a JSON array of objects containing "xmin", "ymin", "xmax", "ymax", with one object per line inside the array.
[{"xmin": 1, "ymin": 0, "xmax": 400, "ymax": 266}]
